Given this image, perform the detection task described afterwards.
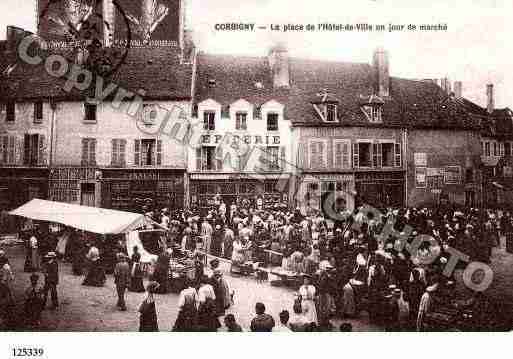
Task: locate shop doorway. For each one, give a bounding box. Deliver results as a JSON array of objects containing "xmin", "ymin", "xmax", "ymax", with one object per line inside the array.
[{"xmin": 80, "ymin": 183, "xmax": 96, "ymax": 207}]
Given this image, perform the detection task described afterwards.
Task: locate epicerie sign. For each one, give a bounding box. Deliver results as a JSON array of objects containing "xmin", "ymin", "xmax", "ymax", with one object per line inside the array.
[{"xmin": 202, "ymin": 134, "xmax": 281, "ymax": 145}]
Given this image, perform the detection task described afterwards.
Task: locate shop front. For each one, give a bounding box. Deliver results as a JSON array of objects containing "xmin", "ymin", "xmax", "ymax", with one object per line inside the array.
[
  {"xmin": 101, "ymin": 169, "xmax": 185, "ymax": 213},
  {"xmin": 297, "ymin": 174, "xmax": 355, "ymax": 216},
  {"xmin": 355, "ymin": 171, "xmax": 405, "ymax": 209},
  {"xmin": 0, "ymin": 167, "xmax": 49, "ymax": 211},
  {"xmin": 48, "ymin": 167, "xmax": 100, "ymax": 207},
  {"xmin": 189, "ymin": 173, "xmax": 289, "ymax": 210}
]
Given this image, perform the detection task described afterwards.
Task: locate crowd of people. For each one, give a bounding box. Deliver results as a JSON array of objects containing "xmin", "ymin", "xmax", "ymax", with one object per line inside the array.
[{"xmin": 0, "ymin": 194, "xmax": 509, "ymax": 331}]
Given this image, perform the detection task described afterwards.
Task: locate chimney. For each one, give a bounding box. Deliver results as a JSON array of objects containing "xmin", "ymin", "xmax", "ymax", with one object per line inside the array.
[
  {"xmin": 373, "ymin": 47, "xmax": 390, "ymax": 97},
  {"xmin": 487, "ymin": 84, "xmax": 494, "ymax": 114},
  {"xmin": 440, "ymin": 77, "xmax": 451, "ymax": 94},
  {"xmin": 454, "ymin": 81, "xmax": 462, "ymax": 98},
  {"xmin": 182, "ymin": 29, "xmax": 196, "ymax": 62},
  {"xmin": 103, "ymin": 0, "xmax": 115, "ymax": 47},
  {"xmin": 268, "ymin": 44, "xmax": 290, "ymax": 88}
]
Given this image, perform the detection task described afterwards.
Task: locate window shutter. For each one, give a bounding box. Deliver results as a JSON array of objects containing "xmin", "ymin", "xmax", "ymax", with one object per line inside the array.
[
  {"xmin": 156, "ymin": 140, "xmax": 162, "ymax": 165},
  {"xmin": 134, "ymin": 139, "xmax": 140, "ymax": 166},
  {"xmin": 111, "ymin": 139, "xmax": 118, "ymax": 166},
  {"xmin": 373, "ymin": 143, "xmax": 382, "ymax": 168},
  {"xmin": 334, "ymin": 142, "xmax": 343, "ymax": 168},
  {"xmin": 235, "ymin": 114, "xmax": 240, "ymax": 130},
  {"xmin": 353, "ymin": 143, "xmax": 359, "ymax": 168},
  {"xmin": 395, "ymin": 143, "xmax": 402, "ymax": 167},
  {"xmin": 90, "ymin": 139, "xmax": 96, "ymax": 165},
  {"xmin": 0, "ymin": 136, "xmax": 6, "ymax": 164},
  {"xmin": 24, "ymin": 134, "xmax": 30, "ymax": 165},
  {"xmin": 120, "ymin": 139, "xmax": 126, "ymax": 166},
  {"xmin": 38, "ymin": 134, "xmax": 46, "ymax": 165},
  {"xmin": 320, "ymin": 142, "xmax": 326, "ymax": 168},
  {"xmin": 196, "ymin": 148, "xmax": 202, "ymax": 170},
  {"xmin": 280, "ymin": 146, "xmax": 286, "ymax": 171},
  {"xmin": 81, "ymin": 139, "xmax": 88, "ymax": 166},
  {"xmin": 216, "ymin": 146, "xmax": 223, "ymax": 171},
  {"xmin": 310, "ymin": 142, "xmax": 318, "ymax": 168},
  {"xmin": 342, "ymin": 142, "xmax": 350, "ymax": 169},
  {"xmin": 8, "ymin": 136, "xmax": 15, "ymax": 164}
]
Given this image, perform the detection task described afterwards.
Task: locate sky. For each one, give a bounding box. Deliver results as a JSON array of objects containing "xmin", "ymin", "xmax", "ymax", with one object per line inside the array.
[{"xmin": 1, "ymin": 0, "xmax": 512, "ymax": 109}]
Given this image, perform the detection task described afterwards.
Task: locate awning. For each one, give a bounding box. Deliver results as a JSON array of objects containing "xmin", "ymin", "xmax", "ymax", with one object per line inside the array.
[{"xmin": 9, "ymin": 199, "xmax": 161, "ymax": 235}]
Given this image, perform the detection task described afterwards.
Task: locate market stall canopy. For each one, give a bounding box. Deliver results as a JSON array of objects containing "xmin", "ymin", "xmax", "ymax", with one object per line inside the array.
[{"xmin": 9, "ymin": 199, "xmax": 161, "ymax": 235}]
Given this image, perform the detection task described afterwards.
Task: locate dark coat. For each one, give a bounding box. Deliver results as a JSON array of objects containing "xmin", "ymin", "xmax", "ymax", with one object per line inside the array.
[
  {"xmin": 114, "ymin": 261, "xmax": 131, "ymax": 288},
  {"xmin": 44, "ymin": 260, "xmax": 59, "ymax": 285}
]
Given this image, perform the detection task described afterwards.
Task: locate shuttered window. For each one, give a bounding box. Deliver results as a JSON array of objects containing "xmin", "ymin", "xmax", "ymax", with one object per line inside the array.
[
  {"xmin": 334, "ymin": 139, "xmax": 351, "ymax": 169},
  {"xmin": 134, "ymin": 139, "xmax": 161, "ymax": 166},
  {"xmin": 81, "ymin": 138, "xmax": 96, "ymax": 166},
  {"xmin": 0, "ymin": 135, "xmax": 17, "ymax": 165},
  {"xmin": 309, "ymin": 140, "xmax": 327, "ymax": 168},
  {"xmin": 34, "ymin": 102, "xmax": 43, "ymax": 124},
  {"xmin": 203, "ymin": 111, "xmax": 215, "ymax": 130},
  {"xmin": 111, "ymin": 139, "xmax": 127, "ymax": 167},
  {"xmin": 235, "ymin": 112, "xmax": 247, "ymax": 130},
  {"xmin": 23, "ymin": 134, "xmax": 45, "ymax": 166}
]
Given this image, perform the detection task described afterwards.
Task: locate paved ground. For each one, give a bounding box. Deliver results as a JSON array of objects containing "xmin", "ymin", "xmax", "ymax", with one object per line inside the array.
[
  {"xmin": 0, "ymin": 244, "xmax": 381, "ymax": 332},
  {"xmin": 2, "ymin": 237, "xmax": 513, "ymax": 331}
]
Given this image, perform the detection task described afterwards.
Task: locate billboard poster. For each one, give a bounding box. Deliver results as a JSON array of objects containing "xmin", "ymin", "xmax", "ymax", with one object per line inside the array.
[
  {"xmin": 37, "ymin": 0, "xmax": 105, "ymax": 47},
  {"xmin": 37, "ymin": 0, "xmax": 181, "ymax": 48},
  {"xmin": 113, "ymin": 0, "xmax": 181, "ymax": 47}
]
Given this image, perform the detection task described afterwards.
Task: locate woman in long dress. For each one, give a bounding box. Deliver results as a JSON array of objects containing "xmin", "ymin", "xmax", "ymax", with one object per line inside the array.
[
  {"xmin": 82, "ymin": 246, "xmax": 106, "ymax": 287},
  {"xmin": 196, "ymin": 275, "xmax": 220, "ymax": 331},
  {"xmin": 299, "ymin": 275, "xmax": 318, "ymax": 325},
  {"xmin": 129, "ymin": 251, "xmax": 145, "ymax": 293},
  {"xmin": 139, "ymin": 281, "xmax": 159, "ymax": 332},
  {"xmin": 230, "ymin": 238, "xmax": 245, "ymax": 273},
  {"xmin": 25, "ymin": 233, "xmax": 40, "ymax": 272},
  {"xmin": 173, "ymin": 279, "xmax": 198, "ymax": 331}
]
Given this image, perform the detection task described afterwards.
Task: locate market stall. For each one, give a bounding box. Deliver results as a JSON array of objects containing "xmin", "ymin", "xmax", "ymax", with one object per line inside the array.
[{"xmin": 9, "ymin": 199, "xmax": 166, "ymax": 272}]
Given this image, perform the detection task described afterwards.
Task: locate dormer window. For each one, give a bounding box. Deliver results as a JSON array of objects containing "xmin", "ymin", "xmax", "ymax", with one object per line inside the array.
[
  {"xmin": 141, "ymin": 104, "xmax": 158, "ymax": 126},
  {"xmin": 311, "ymin": 89, "xmax": 339, "ymax": 123},
  {"xmin": 360, "ymin": 94, "xmax": 384, "ymax": 123},
  {"xmin": 363, "ymin": 105, "xmax": 383, "ymax": 123},
  {"xmin": 326, "ymin": 104, "xmax": 337, "ymax": 122}
]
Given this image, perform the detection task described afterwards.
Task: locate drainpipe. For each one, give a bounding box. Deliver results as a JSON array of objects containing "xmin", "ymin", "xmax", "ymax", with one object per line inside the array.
[
  {"xmin": 49, "ymin": 99, "xmax": 56, "ymax": 168},
  {"xmin": 403, "ymin": 127, "xmax": 408, "ymax": 206}
]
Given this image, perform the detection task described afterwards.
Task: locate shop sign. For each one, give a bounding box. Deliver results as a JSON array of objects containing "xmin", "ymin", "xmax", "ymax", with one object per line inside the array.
[
  {"xmin": 427, "ymin": 168, "xmax": 443, "ymax": 176},
  {"xmin": 202, "ymin": 134, "xmax": 281, "ymax": 145}
]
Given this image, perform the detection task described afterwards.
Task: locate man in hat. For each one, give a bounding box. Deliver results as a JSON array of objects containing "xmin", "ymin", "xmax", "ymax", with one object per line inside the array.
[
  {"xmin": 114, "ymin": 253, "xmax": 131, "ymax": 311},
  {"xmin": 42, "ymin": 252, "xmax": 59, "ymax": 310}
]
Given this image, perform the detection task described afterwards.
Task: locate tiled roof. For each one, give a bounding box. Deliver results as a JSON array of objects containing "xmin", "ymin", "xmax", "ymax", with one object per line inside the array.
[
  {"xmin": 194, "ymin": 53, "xmax": 482, "ymax": 130},
  {"xmin": 0, "ymin": 46, "xmax": 193, "ymax": 101}
]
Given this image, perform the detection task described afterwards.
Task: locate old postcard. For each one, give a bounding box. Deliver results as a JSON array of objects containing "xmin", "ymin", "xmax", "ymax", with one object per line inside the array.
[{"xmin": 1, "ymin": 0, "xmax": 512, "ymax": 353}]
